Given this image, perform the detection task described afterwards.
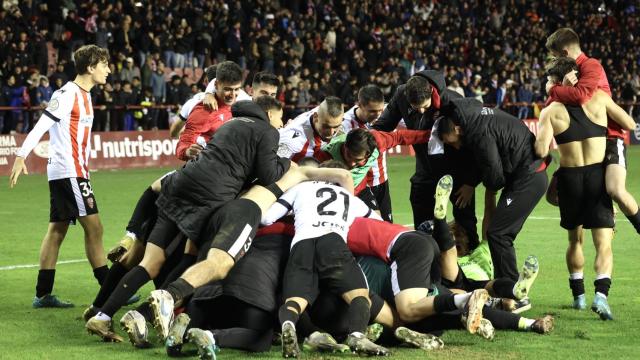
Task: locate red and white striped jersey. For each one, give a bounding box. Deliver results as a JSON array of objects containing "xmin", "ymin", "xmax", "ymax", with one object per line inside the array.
[
  {"xmin": 277, "ymin": 107, "xmax": 326, "ymax": 162},
  {"xmin": 342, "ymin": 105, "xmax": 388, "ymax": 187},
  {"xmin": 44, "ymin": 82, "xmax": 94, "ymax": 180}
]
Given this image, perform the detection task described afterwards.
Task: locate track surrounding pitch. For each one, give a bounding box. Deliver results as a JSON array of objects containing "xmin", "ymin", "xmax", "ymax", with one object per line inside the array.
[{"xmin": 2, "ymin": 152, "xmax": 640, "ymax": 359}]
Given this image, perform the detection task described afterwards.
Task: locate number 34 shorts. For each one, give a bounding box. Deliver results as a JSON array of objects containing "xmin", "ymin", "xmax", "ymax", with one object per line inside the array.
[{"xmin": 49, "ymin": 177, "xmax": 99, "ymax": 223}]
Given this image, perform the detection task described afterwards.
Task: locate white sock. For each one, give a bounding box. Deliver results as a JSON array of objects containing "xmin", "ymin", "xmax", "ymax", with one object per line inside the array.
[
  {"xmin": 453, "ymin": 293, "xmax": 472, "ymax": 309},
  {"xmin": 95, "ymin": 312, "xmax": 111, "ymax": 321},
  {"xmin": 569, "ymin": 272, "xmax": 583, "ymax": 280},
  {"xmin": 350, "ymin": 331, "xmax": 365, "ymax": 338},
  {"xmin": 595, "ymin": 292, "xmax": 608, "ymax": 299},
  {"xmin": 125, "ymin": 231, "xmax": 137, "ymax": 241},
  {"xmin": 595, "ymin": 274, "xmax": 610, "ymax": 280},
  {"xmin": 282, "ymin": 320, "xmax": 296, "ymax": 330},
  {"xmin": 523, "ymin": 318, "xmax": 536, "ymax": 330}
]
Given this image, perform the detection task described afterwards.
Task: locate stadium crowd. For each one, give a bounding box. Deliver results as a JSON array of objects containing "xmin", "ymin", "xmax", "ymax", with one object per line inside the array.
[{"xmin": 1, "ymin": 0, "xmax": 640, "ymax": 134}]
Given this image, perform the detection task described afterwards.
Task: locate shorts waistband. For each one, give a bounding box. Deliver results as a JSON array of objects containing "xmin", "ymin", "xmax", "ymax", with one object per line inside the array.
[{"xmin": 558, "ymin": 162, "xmax": 604, "ymax": 173}]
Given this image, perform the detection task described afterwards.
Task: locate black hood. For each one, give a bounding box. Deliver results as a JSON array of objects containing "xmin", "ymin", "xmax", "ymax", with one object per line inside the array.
[
  {"xmin": 413, "ymin": 70, "xmax": 447, "ymax": 94},
  {"xmin": 447, "ymin": 97, "xmax": 485, "ymax": 129},
  {"xmin": 231, "ymin": 100, "xmax": 270, "ymax": 123}
]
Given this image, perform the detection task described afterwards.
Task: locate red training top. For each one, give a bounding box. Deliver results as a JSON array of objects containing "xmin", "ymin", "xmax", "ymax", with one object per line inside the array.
[
  {"xmin": 175, "ymin": 101, "xmax": 233, "ymax": 161},
  {"xmin": 347, "ymin": 217, "xmax": 411, "ymax": 262}
]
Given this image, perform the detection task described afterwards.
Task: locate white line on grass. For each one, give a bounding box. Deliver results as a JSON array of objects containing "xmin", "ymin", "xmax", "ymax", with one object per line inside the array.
[{"xmin": 0, "ymin": 216, "xmax": 629, "ymax": 271}]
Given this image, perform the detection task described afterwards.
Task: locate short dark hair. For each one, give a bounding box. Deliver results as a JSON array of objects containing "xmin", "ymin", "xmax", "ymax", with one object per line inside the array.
[
  {"xmin": 253, "ymin": 71, "xmax": 280, "ymax": 88},
  {"xmin": 436, "ymin": 116, "xmax": 458, "ymax": 140},
  {"xmin": 298, "ymin": 157, "xmax": 320, "ymax": 167},
  {"xmin": 546, "ymin": 57, "xmax": 579, "ymax": 81},
  {"xmin": 345, "ymin": 128, "xmax": 376, "ymax": 157},
  {"xmin": 322, "ymin": 96, "xmax": 344, "ymax": 118},
  {"xmin": 405, "ymin": 76, "xmax": 432, "ymax": 105},
  {"xmin": 545, "ymin": 28, "xmax": 580, "ymax": 54},
  {"xmin": 319, "ymin": 159, "xmax": 349, "ymax": 170},
  {"xmin": 73, "ymin": 45, "xmax": 109, "ymax": 75},
  {"xmin": 358, "ymin": 84, "xmax": 384, "ymax": 106},
  {"xmin": 254, "ymin": 95, "xmax": 282, "ymax": 112},
  {"xmin": 216, "ymin": 61, "xmax": 243, "ymax": 84},
  {"xmin": 204, "ymin": 65, "xmax": 217, "ymax": 82}
]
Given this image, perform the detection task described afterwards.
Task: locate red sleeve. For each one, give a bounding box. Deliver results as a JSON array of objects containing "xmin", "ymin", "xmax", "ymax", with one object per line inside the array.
[
  {"xmin": 548, "ymin": 58, "xmax": 603, "ymax": 105},
  {"xmin": 354, "ymin": 177, "xmax": 369, "ymax": 195},
  {"xmin": 371, "ymin": 129, "xmax": 430, "ymax": 152},
  {"xmin": 176, "ymin": 106, "xmax": 210, "ymax": 161},
  {"xmin": 314, "ymin": 150, "xmax": 332, "ymax": 163}
]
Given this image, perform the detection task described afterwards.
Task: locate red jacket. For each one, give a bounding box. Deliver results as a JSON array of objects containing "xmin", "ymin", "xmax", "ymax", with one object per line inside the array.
[
  {"xmin": 176, "ymin": 102, "xmax": 233, "ymax": 161},
  {"xmin": 547, "ymin": 52, "xmax": 622, "ymax": 139}
]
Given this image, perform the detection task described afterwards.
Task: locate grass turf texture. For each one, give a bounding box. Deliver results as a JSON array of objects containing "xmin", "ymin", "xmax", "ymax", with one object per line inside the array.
[{"xmin": 2, "ymin": 152, "xmax": 640, "ymax": 359}]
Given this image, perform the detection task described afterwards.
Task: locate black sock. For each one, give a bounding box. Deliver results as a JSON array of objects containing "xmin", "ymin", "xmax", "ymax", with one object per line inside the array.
[
  {"xmin": 165, "ymin": 278, "xmax": 195, "ymax": 305},
  {"xmin": 296, "ymin": 311, "xmax": 322, "ymax": 337},
  {"xmin": 594, "ymin": 278, "xmax": 611, "ymax": 297},
  {"xmin": 101, "ymin": 266, "xmax": 151, "ymax": 317},
  {"xmin": 160, "ymin": 255, "xmax": 198, "ymax": 289},
  {"xmin": 569, "ymin": 278, "xmax": 585, "ymax": 298},
  {"xmin": 126, "ymin": 187, "xmax": 159, "ymax": 238},
  {"xmin": 625, "ymin": 210, "xmax": 640, "ymax": 234},
  {"xmin": 93, "ymin": 265, "xmax": 109, "ymax": 285},
  {"xmin": 432, "ymin": 218, "xmax": 455, "ymax": 251},
  {"xmin": 482, "ymin": 306, "xmax": 520, "ymax": 330},
  {"xmin": 278, "ymin": 301, "xmax": 301, "ymax": 325},
  {"xmin": 35, "ymin": 269, "xmax": 55, "ymax": 298},
  {"xmin": 492, "ymin": 278, "xmax": 517, "ymax": 299},
  {"xmin": 346, "ymin": 296, "xmax": 370, "ymax": 334},
  {"xmin": 135, "ymin": 301, "xmax": 153, "ymax": 322},
  {"xmin": 433, "ymin": 294, "xmax": 457, "ymax": 313},
  {"xmin": 369, "ymin": 292, "xmax": 385, "ymax": 323},
  {"xmin": 93, "ymin": 262, "xmax": 129, "ymax": 307}
]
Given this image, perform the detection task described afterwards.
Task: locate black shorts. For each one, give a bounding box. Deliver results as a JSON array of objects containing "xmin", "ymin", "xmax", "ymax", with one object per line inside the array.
[
  {"xmin": 389, "ymin": 231, "xmax": 439, "ymax": 295},
  {"xmin": 49, "ymin": 177, "xmax": 98, "ymax": 223},
  {"xmin": 147, "ymin": 211, "xmax": 183, "ymax": 249},
  {"xmin": 370, "ymin": 181, "xmax": 392, "ymax": 222},
  {"xmin": 200, "ymin": 199, "xmax": 262, "ymax": 262},
  {"xmin": 557, "ymin": 163, "xmax": 614, "ymax": 230},
  {"xmin": 283, "ymin": 232, "xmax": 368, "ymax": 304},
  {"xmin": 604, "ymin": 138, "xmax": 627, "ymax": 168},
  {"xmin": 357, "ymin": 187, "xmax": 378, "ymax": 212}
]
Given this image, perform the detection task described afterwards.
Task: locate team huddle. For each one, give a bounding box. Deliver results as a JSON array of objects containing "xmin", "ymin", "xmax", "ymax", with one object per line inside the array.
[{"xmin": 10, "ymin": 27, "xmax": 639, "ymax": 359}]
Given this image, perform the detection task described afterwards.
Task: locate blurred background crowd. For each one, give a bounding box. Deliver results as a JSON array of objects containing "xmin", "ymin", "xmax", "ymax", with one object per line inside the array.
[{"xmin": 0, "ymin": 0, "xmax": 639, "ymax": 133}]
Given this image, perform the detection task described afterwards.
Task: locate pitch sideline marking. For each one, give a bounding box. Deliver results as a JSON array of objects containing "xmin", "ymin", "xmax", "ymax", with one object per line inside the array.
[{"xmin": 0, "ymin": 216, "xmax": 629, "ymax": 271}]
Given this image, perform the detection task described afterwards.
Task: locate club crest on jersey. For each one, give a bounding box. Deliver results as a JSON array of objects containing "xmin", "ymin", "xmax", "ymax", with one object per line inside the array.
[
  {"xmin": 87, "ymin": 197, "xmax": 95, "ymax": 209},
  {"xmin": 47, "ymin": 99, "xmax": 59, "ymax": 111}
]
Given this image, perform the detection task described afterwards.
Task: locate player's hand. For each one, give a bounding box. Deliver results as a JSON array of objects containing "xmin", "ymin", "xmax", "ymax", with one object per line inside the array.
[
  {"xmin": 563, "ymin": 70, "xmax": 578, "ymax": 86},
  {"xmin": 9, "ymin": 157, "xmax": 28, "ymax": 188},
  {"xmin": 203, "ymin": 93, "xmax": 218, "ymax": 111},
  {"xmin": 186, "ymin": 144, "xmax": 204, "ymax": 159},
  {"xmin": 454, "ymin": 184, "xmax": 474, "ymax": 208}
]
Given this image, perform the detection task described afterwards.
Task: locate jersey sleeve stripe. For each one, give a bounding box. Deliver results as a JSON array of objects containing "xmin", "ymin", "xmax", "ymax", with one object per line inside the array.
[
  {"xmin": 43, "ymin": 109, "xmax": 62, "ymax": 122},
  {"xmin": 82, "ymin": 126, "xmax": 90, "ymax": 176},
  {"xmin": 276, "ymin": 198, "xmax": 293, "ymax": 211},
  {"xmin": 291, "ymin": 140, "xmax": 310, "ymax": 162},
  {"xmin": 69, "ymin": 94, "xmax": 84, "ymax": 178},
  {"xmin": 80, "ymin": 90, "xmax": 93, "ymax": 116}
]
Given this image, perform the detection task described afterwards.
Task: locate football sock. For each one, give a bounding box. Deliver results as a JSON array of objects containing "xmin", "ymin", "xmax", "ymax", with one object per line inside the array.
[
  {"xmin": 165, "ymin": 278, "xmax": 195, "ymax": 305},
  {"xmin": 625, "ymin": 209, "xmax": 640, "ymax": 234},
  {"xmin": 126, "ymin": 187, "xmax": 159, "ymax": 238},
  {"xmin": 482, "ymin": 306, "xmax": 520, "ymax": 330},
  {"xmin": 346, "ymin": 296, "xmax": 370, "ymax": 334},
  {"xmin": 432, "ymin": 218, "xmax": 455, "ymax": 251},
  {"xmin": 594, "ymin": 275, "xmax": 611, "ymax": 297},
  {"xmin": 492, "ymin": 278, "xmax": 516, "ymax": 299},
  {"xmin": 93, "ymin": 265, "xmax": 109, "ymax": 285},
  {"xmin": 433, "ymin": 294, "xmax": 458, "ymax": 313},
  {"xmin": 279, "ymin": 301, "xmax": 301, "ymax": 325},
  {"xmin": 517, "ymin": 317, "xmax": 536, "ymax": 330},
  {"xmin": 296, "ymin": 311, "xmax": 322, "ymax": 337},
  {"xmin": 93, "ymin": 261, "xmax": 128, "ymax": 307},
  {"xmin": 569, "ymin": 273, "xmax": 585, "ymax": 298},
  {"xmin": 35, "ymin": 269, "xmax": 55, "ymax": 298},
  {"xmin": 101, "ymin": 265, "xmax": 150, "ymax": 317},
  {"xmin": 453, "ymin": 293, "xmax": 472, "ymax": 309}
]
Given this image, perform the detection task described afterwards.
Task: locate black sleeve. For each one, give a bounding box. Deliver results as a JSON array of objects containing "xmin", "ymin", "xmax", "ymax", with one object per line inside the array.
[
  {"xmin": 372, "ymin": 88, "xmax": 403, "ymax": 131},
  {"xmin": 473, "ymin": 135, "xmax": 505, "ymax": 191},
  {"xmin": 254, "ymin": 127, "xmax": 291, "ymax": 185}
]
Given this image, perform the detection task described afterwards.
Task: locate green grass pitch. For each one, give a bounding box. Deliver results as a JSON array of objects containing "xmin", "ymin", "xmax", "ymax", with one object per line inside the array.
[{"xmin": 2, "ymin": 151, "xmax": 640, "ymax": 359}]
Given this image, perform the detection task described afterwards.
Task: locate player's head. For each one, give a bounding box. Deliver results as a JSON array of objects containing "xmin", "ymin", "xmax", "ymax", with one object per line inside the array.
[
  {"xmin": 545, "ymin": 57, "xmax": 578, "ymax": 85},
  {"xmin": 74, "ymin": 45, "xmax": 110, "ymax": 85},
  {"xmin": 448, "ymin": 221, "xmax": 470, "ymax": 256},
  {"xmin": 405, "ymin": 75, "xmax": 432, "ymax": 113},
  {"xmin": 255, "ymin": 95, "xmax": 284, "ymax": 129},
  {"xmin": 437, "ymin": 116, "xmax": 463, "ymax": 149},
  {"xmin": 298, "ymin": 157, "xmax": 320, "ymax": 168},
  {"xmin": 545, "ymin": 28, "xmax": 581, "ymax": 58},
  {"xmin": 342, "ymin": 128, "xmax": 376, "ymax": 169},
  {"xmin": 357, "ymin": 84, "xmax": 385, "ymax": 123},
  {"xmin": 215, "ymin": 61, "xmax": 243, "ymax": 105},
  {"xmin": 251, "ymin": 72, "xmax": 279, "ymax": 99},
  {"xmin": 319, "ymin": 159, "xmax": 349, "ymax": 170},
  {"xmin": 202, "ymin": 65, "xmax": 217, "ymax": 86},
  {"xmin": 313, "ymin": 96, "xmax": 344, "ymax": 141}
]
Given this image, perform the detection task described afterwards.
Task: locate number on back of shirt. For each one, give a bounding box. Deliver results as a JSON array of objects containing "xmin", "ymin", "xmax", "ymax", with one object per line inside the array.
[{"xmin": 316, "ymin": 187, "xmax": 350, "ymax": 221}]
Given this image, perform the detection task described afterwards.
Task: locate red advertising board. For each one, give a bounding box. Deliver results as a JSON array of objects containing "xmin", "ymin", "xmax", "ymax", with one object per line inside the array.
[{"xmin": 0, "ymin": 131, "xmax": 183, "ymax": 176}]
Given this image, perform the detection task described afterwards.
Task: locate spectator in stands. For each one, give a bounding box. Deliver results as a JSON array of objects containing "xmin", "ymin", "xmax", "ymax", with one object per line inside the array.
[
  {"xmin": 517, "ymin": 83, "xmax": 534, "ymax": 120},
  {"xmin": 120, "ymin": 57, "xmax": 140, "ymax": 84}
]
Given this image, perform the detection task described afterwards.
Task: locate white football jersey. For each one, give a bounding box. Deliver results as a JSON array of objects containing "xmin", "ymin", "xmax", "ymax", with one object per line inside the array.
[
  {"xmin": 277, "ymin": 107, "xmax": 325, "ymax": 161},
  {"xmin": 43, "ymin": 81, "xmax": 94, "ymax": 180},
  {"xmin": 179, "ymin": 92, "xmax": 206, "ymax": 120},
  {"xmin": 204, "ymin": 78, "xmax": 251, "ymax": 102},
  {"xmin": 341, "ymin": 105, "xmax": 389, "ymax": 186},
  {"xmin": 262, "ymin": 181, "xmax": 378, "ymax": 248}
]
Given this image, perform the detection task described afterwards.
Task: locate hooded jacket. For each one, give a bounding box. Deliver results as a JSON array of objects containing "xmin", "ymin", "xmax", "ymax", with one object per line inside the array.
[
  {"xmin": 372, "ymin": 70, "xmax": 462, "ymax": 177},
  {"xmin": 444, "ymin": 98, "xmax": 538, "ymax": 191},
  {"xmin": 157, "ymin": 100, "xmax": 291, "ymax": 242}
]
